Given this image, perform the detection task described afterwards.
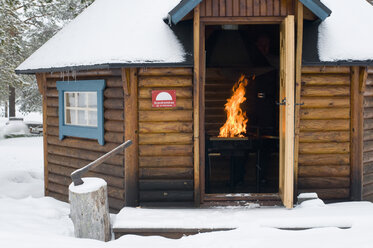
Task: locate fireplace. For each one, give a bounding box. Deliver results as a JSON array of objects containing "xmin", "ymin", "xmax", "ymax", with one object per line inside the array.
[{"xmin": 204, "ymin": 24, "xmax": 280, "ymax": 194}]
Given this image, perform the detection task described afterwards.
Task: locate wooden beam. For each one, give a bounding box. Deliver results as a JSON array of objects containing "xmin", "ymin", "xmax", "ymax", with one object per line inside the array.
[
  {"xmin": 121, "ymin": 68, "xmax": 130, "ymax": 96},
  {"xmin": 359, "ymin": 66, "xmax": 368, "ymax": 93},
  {"xmin": 45, "ymin": 69, "xmax": 121, "ymax": 79},
  {"xmin": 124, "ymin": 68, "xmax": 139, "ymax": 206},
  {"xmin": 350, "ymin": 66, "xmax": 363, "ymax": 201},
  {"xmin": 36, "ymin": 73, "xmax": 48, "ymax": 195},
  {"xmin": 200, "ymin": 16, "xmax": 284, "ymax": 24},
  {"xmin": 193, "ymin": 4, "xmax": 201, "ymax": 206},
  {"xmin": 294, "ymin": 1, "xmax": 303, "ymax": 200}
]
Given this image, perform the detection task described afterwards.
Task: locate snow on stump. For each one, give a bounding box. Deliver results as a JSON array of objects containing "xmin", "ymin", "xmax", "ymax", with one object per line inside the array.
[{"xmin": 69, "ymin": 177, "xmax": 111, "ymax": 242}]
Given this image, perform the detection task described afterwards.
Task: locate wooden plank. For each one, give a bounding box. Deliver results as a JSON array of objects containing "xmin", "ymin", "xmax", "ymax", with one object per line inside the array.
[
  {"xmin": 279, "ymin": 15, "xmax": 295, "ymax": 208},
  {"xmin": 301, "ymin": 97, "xmax": 350, "ymax": 108},
  {"xmin": 364, "ymin": 150, "xmax": 373, "ymax": 163},
  {"xmin": 301, "ymin": 86, "xmax": 350, "ymax": 97},
  {"xmin": 300, "ymin": 108, "xmax": 350, "ymax": 120},
  {"xmin": 104, "ymin": 88, "xmax": 124, "ymax": 99},
  {"xmin": 104, "ymin": 110, "xmax": 124, "ymax": 121},
  {"xmin": 139, "ymin": 98, "xmax": 192, "ymax": 111},
  {"xmin": 48, "ymin": 154, "xmax": 124, "ymax": 177},
  {"xmin": 139, "ymin": 87, "xmax": 192, "ymax": 99},
  {"xmin": 360, "ymin": 67, "xmax": 368, "ymax": 93},
  {"xmin": 139, "ymin": 179, "xmax": 194, "ymax": 190},
  {"xmin": 365, "ymin": 140, "xmax": 373, "ymax": 152},
  {"xmin": 364, "ymin": 119, "xmax": 373, "ymax": 129},
  {"xmin": 364, "ymin": 162, "xmax": 373, "ymax": 174},
  {"xmin": 105, "ymin": 120, "xmax": 124, "ymax": 132},
  {"xmin": 139, "ymin": 145, "xmax": 193, "ymax": 156},
  {"xmin": 46, "ymin": 89, "xmax": 58, "ymax": 98},
  {"xmin": 253, "ymin": 0, "xmax": 260, "ymax": 16},
  {"xmin": 47, "ymin": 106, "xmax": 58, "ymax": 117},
  {"xmin": 220, "ymin": 0, "xmax": 226, "ymax": 16},
  {"xmin": 48, "ymin": 164, "xmax": 124, "ymax": 189},
  {"xmin": 124, "ymin": 68, "xmax": 139, "ymax": 207},
  {"xmin": 47, "ymin": 135, "xmax": 123, "ymax": 153},
  {"xmin": 302, "ymin": 66, "xmax": 351, "ymax": 74},
  {"xmin": 363, "ymin": 97, "xmax": 373, "ymax": 108},
  {"xmin": 363, "ymin": 173, "xmax": 373, "ymax": 186},
  {"xmin": 239, "ymin": 0, "xmax": 246, "ymax": 16},
  {"xmin": 363, "ymin": 86, "xmax": 373, "ymax": 96},
  {"xmin": 139, "ymin": 133, "xmax": 193, "ymax": 145},
  {"xmin": 294, "ymin": 2, "xmax": 304, "ymax": 197},
  {"xmin": 300, "ymin": 119, "xmax": 350, "ymax": 131},
  {"xmin": 104, "ymin": 99, "xmax": 123, "ymax": 110},
  {"xmin": 138, "ymin": 76, "xmax": 192, "ymax": 88},
  {"xmin": 226, "ymin": 0, "xmax": 233, "ymax": 16},
  {"xmin": 299, "ymin": 131, "xmax": 350, "ymax": 143},
  {"xmin": 298, "ymin": 177, "xmax": 350, "ymax": 189},
  {"xmin": 138, "ymin": 68, "xmax": 192, "ymax": 76},
  {"xmin": 139, "ymin": 122, "xmax": 193, "ymax": 133},
  {"xmin": 363, "ymin": 183, "xmax": 373, "ymax": 196},
  {"xmin": 298, "ymin": 153, "xmax": 350, "ymax": 166},
  {"xmin": 206, "ymin": 0, "xmax": 212, "ymax": 16},
  {"xmin": 139, "ymin": 190, "xmax": 193, "ymax": 202},
  {"xmin": 45, "ymin": 70, "xmax": 121, "ymax": 79},
  {"xmin": 194, "ymin": 5, "xmax": 201, "ymax": 206},
  {"xmin": 266, "ymin": 0, "xmax": 273, "ymax": 16},
  {"xmin": 246, "ymin": 0, "xmax": 253, "ymax": 16},
  {"xmin": 233, "ymin": 0, "xmax": 240, "ymax": 16},
  {"xmin": 47, "ymin": 116, "xmax": 58, "ymax": 127},
  {"xmin": 299, "ymin": 142, "xmax": 350, "ymax": 154},
  {"xmin": 140, "ymin": 168, "xmax": 194, "ymax": 179},
  {"xmin": 299, "ymin": 165, "xmax": 350, "ymax": 177},
  {"xmin": 301, "ymin": 74, "xmax": 350, "ymax": 86},
  {"xmin": 47, "ymin": 145, "xmax": 123, "ymax": 166},
  {"xmin": 139, "ymin": 156, "xmax": 193, "ymax": 168},
  {"xmin": 260, "ymin": 0, "xmax": 267, "ymax": 16},
  {"xmin": 200, "ymin": 16, "xmax": 285, "ymax": 23},
  {"xmin": 107, "ymin": 77, "xmax": 123, "ymax": 88},
  {"xmin": 297, "ymin": 188, "xmax": 350, "ymax": 199},
  {"xmin": 139, "ymin": 110, "xmax": 193, "ymax": 122},
  {"xmin": 280, "ymin": 0, "xmax": 287, "ymax": 16},
  {"xmin": 37, "ymin": 73, "xmax": 48, "ymax": 195},
  {"xmin": 212, "ymin": 0, "xmax": 219, "ymax": 16},
  {"xmin": 350, "ymin": 67, "xmax": 364, "ymax": 200},
  {"xmin": 273, "ymin": 0, "xmax": 279, "ymax": 16},
  {"xmin": 46, "ymin": 97, "xmax": 58, "ymax": 107},
  {"xmin": 105, "ymin": 132, "xmax": 124, "ymax": 144}
]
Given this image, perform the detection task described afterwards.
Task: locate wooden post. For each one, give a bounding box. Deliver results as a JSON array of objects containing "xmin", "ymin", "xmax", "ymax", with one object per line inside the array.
[
  {"xmin": 294, "ymin": 1, "xmax": 303, "ymax": 200},
  {"xmin": 350, "ymin": 66, "xmax": 364, "ymax": 200},
  {"xmin": 124, "ymin": 68, "xmax": 139, "ymax": 206},
  {"xmin": 194, "ymin": 4, "xmax": 201, "ymax": 206},
  {"xmin": 36, "ymin": 73, "xmax": 48, "ymax": 196},
  {"xmin": 69, "ymin": 178, "xmax": 111, "ymax": 242}
]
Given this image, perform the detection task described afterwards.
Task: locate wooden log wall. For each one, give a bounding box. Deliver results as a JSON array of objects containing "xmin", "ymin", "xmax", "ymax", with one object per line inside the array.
[
  {"xmin": 137, "ymin": 68, "xmax": 194, "ymax": 206},
  {"xmin": 200, "ymin": 0, "xmax": 294, "ymax": 17},
  {"xmin": 44, "ymin": 72, "xmax": 125, "ymax": 212},
  {"xmin": 298, "ymin": 66, "xmax": 351, "ymax": 200},
  {"xmin": 363, "ymin": 67, "xmax": 373, "ymax": 201}
]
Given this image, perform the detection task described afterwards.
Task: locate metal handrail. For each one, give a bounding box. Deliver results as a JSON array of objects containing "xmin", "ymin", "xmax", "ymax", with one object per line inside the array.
[{"xmin": 71, "ymin": 140, "xmax": 133, "ymax": 186}]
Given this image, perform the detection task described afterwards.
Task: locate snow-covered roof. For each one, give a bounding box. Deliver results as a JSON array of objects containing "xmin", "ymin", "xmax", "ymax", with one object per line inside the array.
[
  {"xmin": 318, "ymin": 0, "xmax": 373, "ymax": 62},
  {"xmin": 16, "ymin": 0, "xmax": 190, "ymax": 73}
]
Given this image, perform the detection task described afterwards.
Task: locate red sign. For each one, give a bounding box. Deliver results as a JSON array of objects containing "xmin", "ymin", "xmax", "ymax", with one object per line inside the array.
[{"xmin": 152, "ymin": 90, "xmax": 176, "ymax": 108}]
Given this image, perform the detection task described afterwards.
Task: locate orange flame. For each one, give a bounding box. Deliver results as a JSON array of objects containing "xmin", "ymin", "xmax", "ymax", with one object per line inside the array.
[{"xmin": 218, "ymin": 75, "xmax": 249, "ymax": 138}]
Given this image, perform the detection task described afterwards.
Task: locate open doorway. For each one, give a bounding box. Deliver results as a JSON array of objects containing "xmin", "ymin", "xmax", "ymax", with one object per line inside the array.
[{"xmin": 204, "ymin": 24, "xmax": 280, "ymax": 195}]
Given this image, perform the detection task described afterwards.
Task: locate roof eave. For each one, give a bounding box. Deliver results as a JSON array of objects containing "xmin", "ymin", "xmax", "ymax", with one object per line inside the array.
[
  {"xmin": 299, "ymin": 0, "xmax": 332, "ymax": 21},
  {"xmin": 167, "ymin": 0, "xmax": 202, "ymax": 25}
]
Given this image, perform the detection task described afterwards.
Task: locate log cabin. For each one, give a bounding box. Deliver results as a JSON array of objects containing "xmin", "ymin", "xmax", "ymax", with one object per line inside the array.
[{"xmin": 16, "ymin": 0, "xmax": 373, "ymax": 212}]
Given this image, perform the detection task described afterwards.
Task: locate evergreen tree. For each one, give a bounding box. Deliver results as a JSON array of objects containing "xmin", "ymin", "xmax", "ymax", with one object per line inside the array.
[{"xmin": 0, "ymin": 0, "xmax": 94, "ymax": 115}]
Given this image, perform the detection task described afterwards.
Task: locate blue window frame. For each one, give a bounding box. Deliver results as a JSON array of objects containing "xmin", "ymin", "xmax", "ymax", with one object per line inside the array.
[{"xmin": 56, "ymin": 80, "xmax": 106, "ymax": 145}]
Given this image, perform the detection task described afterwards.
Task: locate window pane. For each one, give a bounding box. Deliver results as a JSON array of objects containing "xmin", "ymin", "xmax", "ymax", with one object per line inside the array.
[
  {"xmin": 88, "ymin": 92, "xmax": 97, "ymax": 108},
  {"xmin": 78, "ymin": 110, "xmax": 87, "ymax": 125},
  {"xmin": 88, "ymin": 111, "xmax": 98, "ymax": 126},
  {"xmin": 77, "ymin": 93, "xmax": 87, "ymax": 108},
  {"xmin": 66, "ymin": 109, "xmax": 76, "ymax": 124},
  {"xmin": 65, "ymin": 93, "xmax": 76, "ymax": 107}
]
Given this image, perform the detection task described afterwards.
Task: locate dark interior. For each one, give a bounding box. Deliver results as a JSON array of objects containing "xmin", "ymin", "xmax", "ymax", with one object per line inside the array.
[{"xmin": 204, "ymin": 24, "xmax": 280, "ymax": 194}]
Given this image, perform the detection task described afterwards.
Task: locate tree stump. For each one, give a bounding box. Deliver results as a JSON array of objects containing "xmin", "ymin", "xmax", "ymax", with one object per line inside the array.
[{"xmin": 69, "ymin": 177, "xmax": 111, "ymax": 241}]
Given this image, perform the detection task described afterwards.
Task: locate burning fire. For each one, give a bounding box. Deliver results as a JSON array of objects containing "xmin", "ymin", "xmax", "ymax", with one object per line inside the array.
[{"xmin": 218, "ymin": 75, "xmax": 249, "ymax": 138}]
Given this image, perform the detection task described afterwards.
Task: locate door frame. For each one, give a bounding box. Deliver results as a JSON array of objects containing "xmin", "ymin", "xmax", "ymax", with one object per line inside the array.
[{"xmin": 193, "ymin": 10, "xmax": 294, "ymax": 206}]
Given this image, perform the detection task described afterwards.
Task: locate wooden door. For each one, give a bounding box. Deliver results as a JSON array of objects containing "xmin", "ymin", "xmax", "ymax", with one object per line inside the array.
[{"xmin": 279, "ymin": 15, "xmax": 295, "ymax": 208}]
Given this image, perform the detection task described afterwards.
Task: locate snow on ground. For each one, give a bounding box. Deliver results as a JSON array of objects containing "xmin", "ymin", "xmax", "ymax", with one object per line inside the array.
[
  {"xmin": 1, "ymin": 136, "xmax": 373, "ymax": 247},
  {"xmin": 318, "ymin": 0, "xmax": 373, "ymax": 61}
]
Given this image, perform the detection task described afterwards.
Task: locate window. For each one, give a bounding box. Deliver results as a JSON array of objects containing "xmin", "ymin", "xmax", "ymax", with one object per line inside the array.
[{"xmin": 56, "ymin": 80, "xmax": 106, "ymax": 145}]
